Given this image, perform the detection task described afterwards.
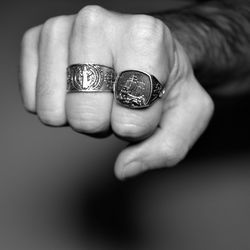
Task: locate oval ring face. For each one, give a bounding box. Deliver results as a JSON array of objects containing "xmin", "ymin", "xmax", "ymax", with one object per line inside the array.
[{"xmin": 115, "ymin": 70, "xmax": 152, "ymax": 109}]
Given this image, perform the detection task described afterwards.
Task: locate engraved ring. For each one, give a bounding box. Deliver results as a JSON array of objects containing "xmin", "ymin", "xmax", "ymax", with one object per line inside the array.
[
  {"xmin": 67, "ymin": 64, "xmax": 116, "ymax": 93},
  {"xmin": 114, "ymin": 70, "xmax": 166, "ymax": 109}
]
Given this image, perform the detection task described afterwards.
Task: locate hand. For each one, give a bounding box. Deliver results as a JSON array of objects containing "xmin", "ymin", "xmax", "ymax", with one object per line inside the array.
[{"xmin": 20, "ymin": 5, "xmax": 214, "ymax": 179}]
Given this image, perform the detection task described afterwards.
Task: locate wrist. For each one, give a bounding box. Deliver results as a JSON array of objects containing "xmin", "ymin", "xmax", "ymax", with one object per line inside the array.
[
  {"xmin": 153, "ymin": 12, "xmax": 203, "ymax": 69},
  {"xmin": 151, "ymin": 1, "xmax": 250, "ymax": 95}
]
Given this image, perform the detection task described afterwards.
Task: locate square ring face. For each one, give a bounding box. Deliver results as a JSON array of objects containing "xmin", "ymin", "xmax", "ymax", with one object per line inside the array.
[{"xmin": 115, "ymin": 70, "xmax": 152, "ymax": 109}]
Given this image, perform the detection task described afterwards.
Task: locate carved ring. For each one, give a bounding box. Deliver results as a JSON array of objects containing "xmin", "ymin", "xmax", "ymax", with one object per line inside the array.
[{"xmin": 67, "ymin": 64, "xmax": 116, "ymax": 92}]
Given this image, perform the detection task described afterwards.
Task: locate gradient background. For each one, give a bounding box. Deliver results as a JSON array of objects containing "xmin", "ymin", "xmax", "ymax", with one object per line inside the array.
[{"xmin": 1, "ymin": 0, "xmax": 250, "ymax": 249}]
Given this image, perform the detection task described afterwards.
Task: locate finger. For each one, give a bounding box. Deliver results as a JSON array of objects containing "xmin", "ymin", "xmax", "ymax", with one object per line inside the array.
[
  {"xmin": 111, "ymin": 15, "xmax": 175, "ymax": 141},
  {"xmin": 20, "ymin": 25, "xmax": 41, "ymax": 112},
  {"xmin": 66, "ymin": 6, "xmax": 114, "ymax": 135},
  {"xmin": 36, "ymin": 15, "xmax": 74, "ymax": 126},
  {"xmin": 114, "ymin": 77, "xmax": 214, "ymax": 179}
]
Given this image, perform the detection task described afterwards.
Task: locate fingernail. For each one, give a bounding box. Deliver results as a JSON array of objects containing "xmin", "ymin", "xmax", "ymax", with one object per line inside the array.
[{"xmin": 122, "ymin": 161, "xmax": 142, "ymax": 179}]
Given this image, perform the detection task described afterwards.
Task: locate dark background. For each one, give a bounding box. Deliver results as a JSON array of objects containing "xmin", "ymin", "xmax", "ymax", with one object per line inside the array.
[{"xmin": 1, "ymin": 0, "xmax": 250, "ymax": 249}]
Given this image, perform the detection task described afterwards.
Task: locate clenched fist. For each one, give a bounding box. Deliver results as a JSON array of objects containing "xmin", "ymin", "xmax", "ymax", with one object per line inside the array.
[{"xmin": 20, "ymin": 5, "xmax": 214, "ymax": 179}]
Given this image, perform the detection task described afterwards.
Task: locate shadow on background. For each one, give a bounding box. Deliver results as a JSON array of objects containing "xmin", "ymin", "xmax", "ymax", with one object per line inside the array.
[
  {"xmin": 55, "ymin": 95, "xmax": 250, "ymax": 250},
  {"xmin": 191, "ymin": 95, "xmax": 250, "ymax": 158}
]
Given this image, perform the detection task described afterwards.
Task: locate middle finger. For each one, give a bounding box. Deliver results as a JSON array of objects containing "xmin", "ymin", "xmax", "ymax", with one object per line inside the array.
[{"xmin": 66, "ymin": 6, "xmax": 114, "ymax": 135}]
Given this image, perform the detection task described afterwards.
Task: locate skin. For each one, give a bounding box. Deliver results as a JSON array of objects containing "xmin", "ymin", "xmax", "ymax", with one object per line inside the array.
[{"xmin": 20, "ymin": 0, "xmax": 250, "ymax": 180}]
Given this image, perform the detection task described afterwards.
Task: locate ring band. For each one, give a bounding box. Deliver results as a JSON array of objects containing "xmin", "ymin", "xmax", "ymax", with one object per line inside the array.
[
  {"xmin": 114, "ymin": 70, "xmax": 166, "ymax": 109},
  {"xmin": 67, "ymin": 64, "xmax": 116, "ymax": 93}
]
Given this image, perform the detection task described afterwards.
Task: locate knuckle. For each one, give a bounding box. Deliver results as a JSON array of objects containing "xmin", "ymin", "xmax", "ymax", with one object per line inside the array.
[
  {"xmin": 23, "ymin": 102, "xmax": 36, "ymax": 114},
  {"xmin": 21, "ymin": 28, "xmax": 33, "ymax": 47},
  {"xmin": 112, "ymin": 117, "xmax": 150, "ymax": 139},
  {"xmin": 38, "ymin": 108, "xmax": 65, "ymax": 126},
  {"xmin": 41, "ymin": 16, "xmax": 68, "ymax": 43},
  {"xmin": 21, "ymin": 26, "xmax": 40, "ymax": 48},
  {"xmin": 202, "ymin": 92, "xmax": 214, "ymax": 117},
  {"xmin": 191, "ymin": 87, "xmax": 215, "ymax": 119},
  {"xmin": 68, "ymin": 110, "xmax": 109, "ymax": 134},
  {"xmin": 75, "ymin": 5, "xmax": 106, "ymax": 29},
  {"xmin": 128, "ymin": 15, "xmax": 165, "ymax": 48}
]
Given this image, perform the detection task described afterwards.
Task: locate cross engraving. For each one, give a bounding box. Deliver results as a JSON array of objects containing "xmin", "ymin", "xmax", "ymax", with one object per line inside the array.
[{"xmin": 82, "ymin": 65, "xmax": 95, "ymax": 89}]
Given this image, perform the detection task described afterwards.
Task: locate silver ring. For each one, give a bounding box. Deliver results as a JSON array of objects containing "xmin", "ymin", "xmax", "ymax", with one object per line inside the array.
[
  {"xmin": 114, "ymin": 70, "xmax": 166, "ymax": 109},
  {"xmin": 67, "ymin": 64, "xmax": 116, "ymax": 93}
]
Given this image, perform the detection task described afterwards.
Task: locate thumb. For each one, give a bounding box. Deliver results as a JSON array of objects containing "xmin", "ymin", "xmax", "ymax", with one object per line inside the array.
[{"xmin": 114, "ymin": 76, "xmax": 214, "ymax": 180}]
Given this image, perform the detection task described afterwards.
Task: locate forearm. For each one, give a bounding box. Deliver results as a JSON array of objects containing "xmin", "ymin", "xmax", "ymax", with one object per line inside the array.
[{"xmin": 152, "ymin": 1, "xmax": 250, "ymax": 95}]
